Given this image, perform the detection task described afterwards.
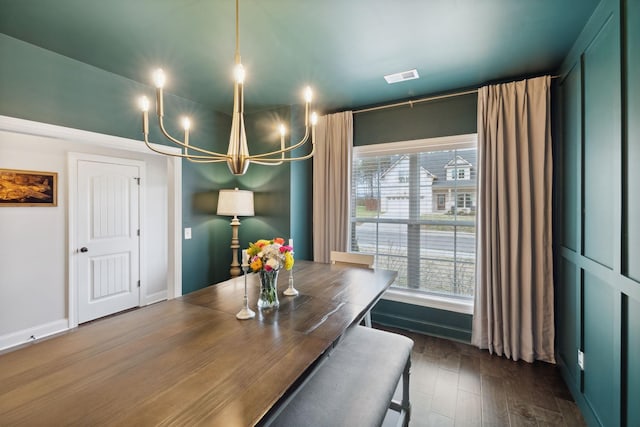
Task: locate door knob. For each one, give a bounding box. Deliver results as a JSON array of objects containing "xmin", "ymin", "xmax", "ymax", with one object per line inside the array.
[{"xmin": 80, "ymin": 247, "xmax": 88, "ymax": 253}]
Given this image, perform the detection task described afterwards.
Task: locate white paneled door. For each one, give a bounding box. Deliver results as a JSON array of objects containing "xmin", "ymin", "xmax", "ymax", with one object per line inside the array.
[{"xmin": 77, "ymin": 159, "xmax": 141, "ymax": 323}]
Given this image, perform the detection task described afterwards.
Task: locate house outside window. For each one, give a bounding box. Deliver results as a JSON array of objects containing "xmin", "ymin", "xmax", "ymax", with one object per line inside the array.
[
  {"xmin": 350, "ymin": 134, "xmax": 477, "ymax": 299},
  {"xmin": 446, "ymin": 156, "xmax": 472, "ymax": 181}
]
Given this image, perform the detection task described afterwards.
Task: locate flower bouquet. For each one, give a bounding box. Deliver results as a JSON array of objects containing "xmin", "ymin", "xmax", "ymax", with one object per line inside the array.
[{"xmin": 246, "ymin": 237, "xmax": 294, "ymax": 308}]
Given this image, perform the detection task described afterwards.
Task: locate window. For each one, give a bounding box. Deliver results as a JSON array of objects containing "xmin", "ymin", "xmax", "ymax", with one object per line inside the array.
[
  {"xmin": 351, "ymin": 134, "xmax": 477, "ymax": 299},
  {"xmin": 457, "ymin": 193, "xmax": 472, "ymax": 209}
]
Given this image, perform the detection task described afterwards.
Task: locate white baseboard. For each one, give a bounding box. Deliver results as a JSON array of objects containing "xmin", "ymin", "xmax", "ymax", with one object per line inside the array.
[
  {"xmin": 143, "ymin": 290, "xmax": 168, "ymax": 306},
  {"xmin": 0, "ymin": 319, "xmax": 69, "ymax": 352}
]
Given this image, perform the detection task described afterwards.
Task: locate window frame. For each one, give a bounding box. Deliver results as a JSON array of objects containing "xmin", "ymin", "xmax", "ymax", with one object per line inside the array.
[{"xmin": 350, "ymin": 133, "xmax": 478, "ymax": 312}]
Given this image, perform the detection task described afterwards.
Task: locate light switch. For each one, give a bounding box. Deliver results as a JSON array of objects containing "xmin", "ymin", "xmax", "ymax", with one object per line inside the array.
[{"xmin": 184, "ymin": 227, "xmax": 192, "ymax": 240}]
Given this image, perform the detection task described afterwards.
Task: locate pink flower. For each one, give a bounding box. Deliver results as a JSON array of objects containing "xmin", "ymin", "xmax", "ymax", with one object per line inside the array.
[{"xmin": 279, "ymin": 245, "xmax": 292, "ymax": 253}]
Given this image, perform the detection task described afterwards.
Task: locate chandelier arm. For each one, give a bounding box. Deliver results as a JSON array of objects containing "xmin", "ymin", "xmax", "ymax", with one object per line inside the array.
[
  {"xmin": 248, "ymin": 126, "xmax": 311, "ymax": 159},
  {"xmin": 143, "ymin": 134, "xmax": 229, "ymax": 161},
  {"xmin": 250, "ymin": 159, "xmax": 283, "ymax": 166},
  {"xmin": 250, "ymin": 147, "xmax": 316, "ymax": 163},
  {"xmin": 185, "ymin": 157, "xmax": 229, "ymax": 163},
  {"xmin": 263, "ymin": 126, "xmax": 316, "ymax": 164},
  {"xmin": 250, "ymin": 129, "xmax": 316, "ymax": 163},
  {"xmin": 156, "ymin": 116, "xmax": 230, "ymax": 158}
]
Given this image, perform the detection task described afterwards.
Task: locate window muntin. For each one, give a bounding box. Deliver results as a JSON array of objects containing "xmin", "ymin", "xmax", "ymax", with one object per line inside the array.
[{"xmin": 351, "ymin": 134, "xmax": 477, "ymax": 298}]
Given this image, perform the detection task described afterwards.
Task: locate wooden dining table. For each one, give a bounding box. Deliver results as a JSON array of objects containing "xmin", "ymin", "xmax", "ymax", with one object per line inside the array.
[{"xmin": 0, "ymin": 260, "xmax": 397, "ymax": 426}]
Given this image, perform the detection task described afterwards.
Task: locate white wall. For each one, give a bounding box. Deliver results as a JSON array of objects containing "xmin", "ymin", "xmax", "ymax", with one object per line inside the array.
[{"xmin": 0, "ymin": 118, "xmax": 178, "ymax": 349}]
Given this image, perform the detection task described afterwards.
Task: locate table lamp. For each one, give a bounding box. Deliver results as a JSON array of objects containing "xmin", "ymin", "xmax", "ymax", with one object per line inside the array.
[{"xmin": 217, "ymin": 188, "xmax": 254, "ymax": 277}]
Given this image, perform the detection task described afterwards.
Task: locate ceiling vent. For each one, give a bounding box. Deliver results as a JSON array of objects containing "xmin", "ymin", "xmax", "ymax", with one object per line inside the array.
[{"xmin": 384, "ymin": 69, "xmax": 420, "ymax": 84}]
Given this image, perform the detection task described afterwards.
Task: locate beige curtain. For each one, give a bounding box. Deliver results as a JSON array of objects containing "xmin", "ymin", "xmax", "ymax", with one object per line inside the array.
[
  {"xmin": 472, "ymin": 76, "xmax": 555, "ymax": 363},
  {"xmin": 313, "ymin": 111, "xmax": 353, "ymax": 263}
]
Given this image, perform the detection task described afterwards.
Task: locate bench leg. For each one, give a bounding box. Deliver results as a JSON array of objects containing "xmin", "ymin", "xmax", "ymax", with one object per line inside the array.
[
  {"xmin": 390, "ymin": 355, "xmax": 412, "ymax": 427},
  {"xmin": 401, "ymin": 356, "xmax": 411, "ymax": 427}
]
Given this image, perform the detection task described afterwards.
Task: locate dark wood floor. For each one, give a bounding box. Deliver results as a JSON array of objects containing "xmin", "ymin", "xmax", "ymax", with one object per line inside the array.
[{"xmin": 380, "ymin": 326, "xmax": 586, "ymax": 427}]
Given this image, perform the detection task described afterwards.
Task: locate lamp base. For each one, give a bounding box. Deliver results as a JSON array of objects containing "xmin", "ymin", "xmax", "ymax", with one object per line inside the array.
[
  {"xmin": 236, "ymin": 307, "xmax": 256, "ymax": 320},
  {"xmin": 230, "ymin": 265, "xmax": 242, "ymax": 278}
]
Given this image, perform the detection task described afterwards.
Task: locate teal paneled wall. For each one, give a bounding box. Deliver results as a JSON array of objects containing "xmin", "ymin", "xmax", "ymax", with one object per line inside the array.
[
  {"xmin": 560, "ymin": 65, "xmax": 581, "ymax": 252},
  {"xmin": 582, "ymin": 15, "xmax": 620, "ymax": 269},
  {"xmin": 627, "ymin": 0, "xmax": 640, "ymax": 282},
  {"xmin": 627, "ymin": 297, "xmax": 640, "ymax": 425},
  {"xmin": 583, "ymin": 272, "xmax": 618, "ymax": 425},
  {"xmin": 353, "ymin": 92, "xmax": 477, "ymax": 146},
  {"xmin": 557, "ymin": 258, "xmax": 579, "ymax": 383},
  {"xmin": 555, "ymin": 0, "xmax": 640, "ymax": 425},
  {"xmin": 625, "ymin": 1, "xmax": 640, "ymax": 424}
]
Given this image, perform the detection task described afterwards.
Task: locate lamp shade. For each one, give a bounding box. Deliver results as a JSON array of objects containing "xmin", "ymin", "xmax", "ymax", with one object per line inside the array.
[{"xmin": 217, "ymin": 188, "xmax": 254, "ymax": 217}]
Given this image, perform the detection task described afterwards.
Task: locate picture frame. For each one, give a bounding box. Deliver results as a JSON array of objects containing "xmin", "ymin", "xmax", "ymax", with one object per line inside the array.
[{"xmin": 0, "ymin": 168, "xmax": 58, "ymax": 207}]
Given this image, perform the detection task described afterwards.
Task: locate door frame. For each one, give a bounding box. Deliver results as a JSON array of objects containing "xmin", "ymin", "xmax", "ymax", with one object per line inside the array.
[
  {"xmin": 66, "ymin": 143, "xmax": 180, "ymax": 329},
  {"xmin": 70, "ymin": 154, "xmax": 145, "ymax": 324},
  {"xmin": 67, "ymin": 150, "xmax": 180, "ymax": 329}
]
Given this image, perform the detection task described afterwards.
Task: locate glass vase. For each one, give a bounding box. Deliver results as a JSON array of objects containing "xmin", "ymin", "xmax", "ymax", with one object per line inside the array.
[{"xmin": 258, "ymin": 269, "xmax": 279, "ymax": 309}]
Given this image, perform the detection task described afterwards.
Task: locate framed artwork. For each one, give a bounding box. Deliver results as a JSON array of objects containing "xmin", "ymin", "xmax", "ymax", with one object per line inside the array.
[{"xmin": 0, "ymin": 168, "xmax": 58, "ymax": 207}]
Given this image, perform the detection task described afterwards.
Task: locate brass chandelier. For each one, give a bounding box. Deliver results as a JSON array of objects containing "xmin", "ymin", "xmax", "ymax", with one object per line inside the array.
[{"xmin": 138, "ymin": 0, "xmax": 318, "ymax": 175}]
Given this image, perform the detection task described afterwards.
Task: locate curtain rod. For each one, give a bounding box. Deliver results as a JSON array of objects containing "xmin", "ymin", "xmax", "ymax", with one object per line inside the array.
[
  {"xmin": 353, "ymin": 89, "xmax": 477, "ymax": 114},
  {"xmin": 353, "ymin": 75, "xmax": 560, "ymax": 115}
]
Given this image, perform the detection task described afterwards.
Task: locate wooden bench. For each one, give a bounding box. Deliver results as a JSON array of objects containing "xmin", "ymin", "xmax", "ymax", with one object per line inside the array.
[{"xmin": 267, "ymin": 326, "xmax": 413, "ymax": 427}]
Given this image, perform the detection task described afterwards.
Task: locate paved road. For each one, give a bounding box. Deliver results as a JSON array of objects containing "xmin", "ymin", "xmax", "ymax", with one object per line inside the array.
[{"xmin": 353, "ymin": 222, "xmax": 475, "ymax": 255}]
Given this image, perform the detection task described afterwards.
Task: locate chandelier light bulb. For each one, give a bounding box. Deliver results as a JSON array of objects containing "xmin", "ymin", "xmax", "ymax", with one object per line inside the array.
[
  {"xmin": 153, "ymin": 69, "xmax": 166, "ymax": 89},
  {"xmin": 279, "ymin": 124, "xmax": 286, "ymax": 137},
  {"xmin": 139, "ymin": 96, "xmax": 150, "ymax": 112},
  {"xmin": 234, "ymin": 63, "xmax": 246, "ymax": 84},
  {"xmin": 304, "ymin": 87, "xmax": 313, "ymax": 103},
  {"xmin": 182, "ymin": 117, "xmax": 191, "ymax": 131},
  {"xmin": 311, "ymin": 112, "xmax": 318, "ymax": 126}
]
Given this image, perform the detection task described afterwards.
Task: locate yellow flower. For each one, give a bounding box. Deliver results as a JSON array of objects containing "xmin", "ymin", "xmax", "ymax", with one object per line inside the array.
[
  {"xmin": 284, "ymin": 251, "xmax": 294, "ymax": 270},
  {"xmin": 250, "ymin": 258, "xmax": 263, "ymax": 271}
]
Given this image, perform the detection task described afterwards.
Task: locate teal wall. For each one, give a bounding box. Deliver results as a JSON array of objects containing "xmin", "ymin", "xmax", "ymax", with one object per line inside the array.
[
  {"xmin": 372, "ymin": 300, "xmax": 472, "ymax": 342},
  {"xmin": 554, "ymin": 0, "xmax": 640, "ymax": 425},
  {"xmin": 354, "ymin": 93, "xmax": 477, "ymax": 341},
  {"xmin": 289, "ymin": 104, "xmax": 313, "ymax": 260},
  {"xmin": 353, "ymin": 92, "xmax": 478, "ymax": 146}
]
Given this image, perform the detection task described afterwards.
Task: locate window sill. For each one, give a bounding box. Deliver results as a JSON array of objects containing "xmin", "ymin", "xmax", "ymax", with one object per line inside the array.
[{"xmin": 381, "ymin": 288, "xmax": 474, "ymax": 315}]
